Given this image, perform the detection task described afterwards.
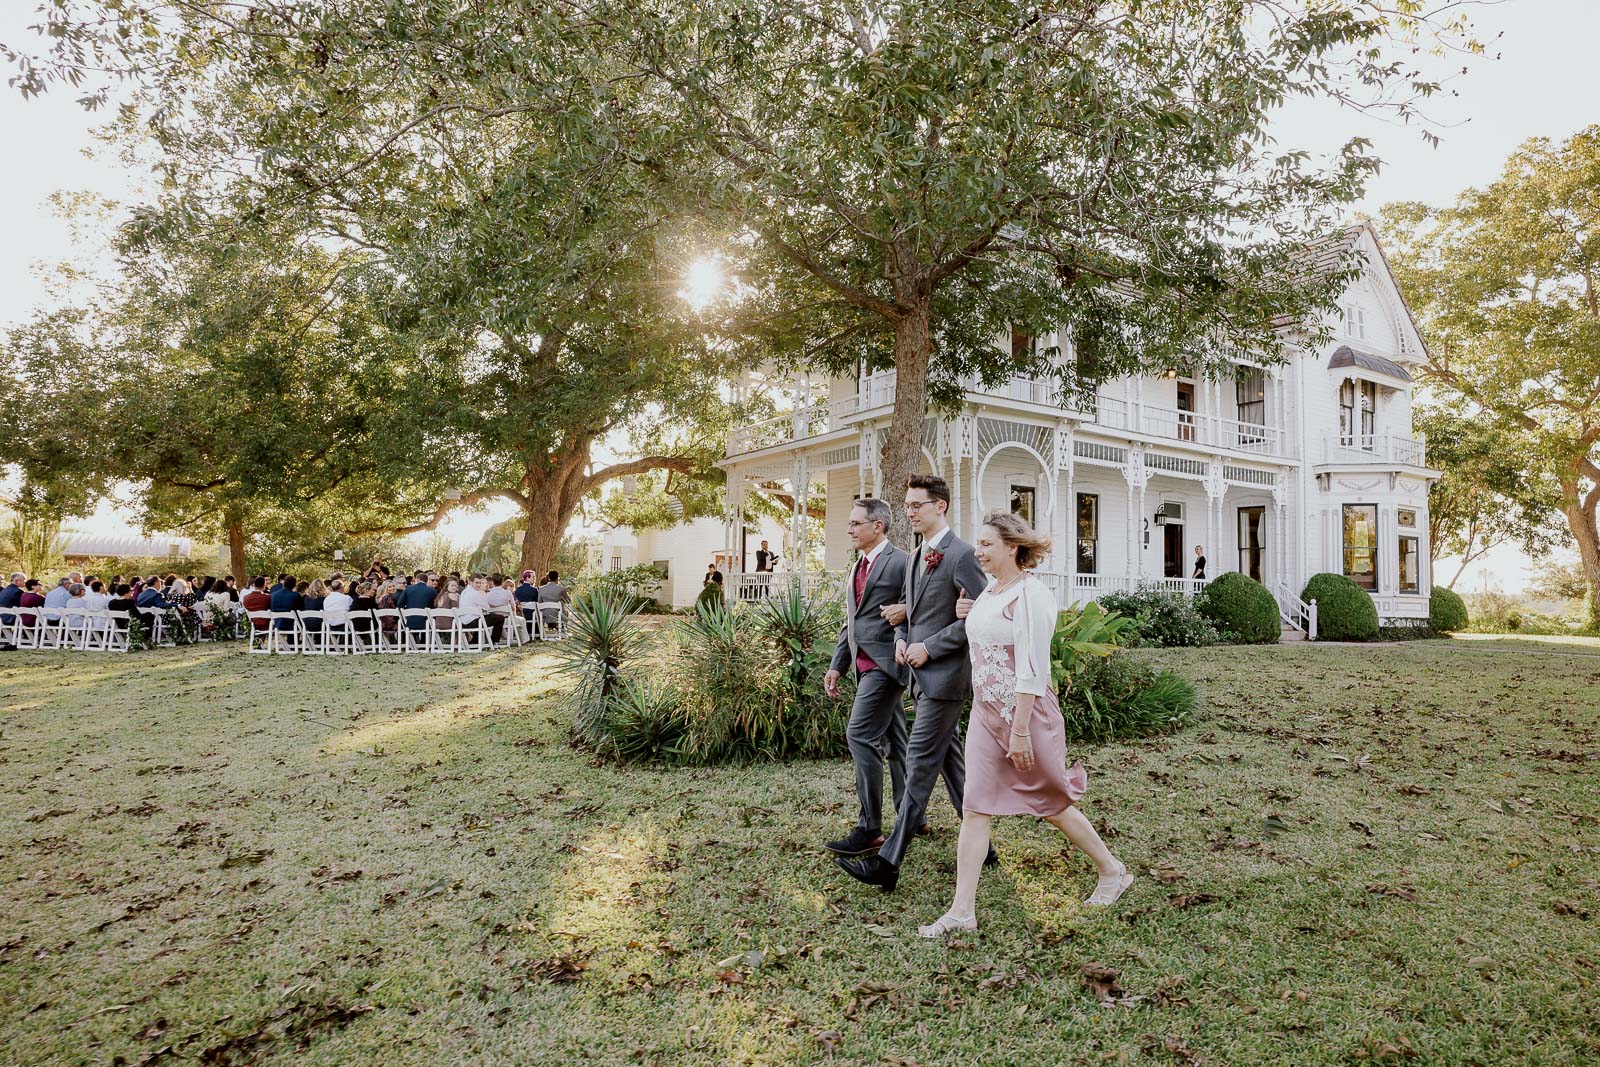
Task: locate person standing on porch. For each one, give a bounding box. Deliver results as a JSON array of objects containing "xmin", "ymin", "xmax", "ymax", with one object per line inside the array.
[
  {"xmin": 1193, "ymin": 545, "xmax": 1207, "ymax": 580},
  {"xmin": 835, "ymin": 473, "xmax": 991, "ymax": 893},
  {"xmin": 754, "ymin": 540, "xmax": 775, "ymax": 572},
  {"xmin": 822, "ymin": 498, "xmax": 913, "ymax": 858}
]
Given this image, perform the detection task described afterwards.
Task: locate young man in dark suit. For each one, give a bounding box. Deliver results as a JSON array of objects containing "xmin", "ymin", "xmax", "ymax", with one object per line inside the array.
[{"xmin": 821, "ymin": 498, "xmax": 913, "ymax": 857}]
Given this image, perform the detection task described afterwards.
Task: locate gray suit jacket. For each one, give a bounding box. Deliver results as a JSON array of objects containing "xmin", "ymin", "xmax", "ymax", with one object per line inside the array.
[
  {"xmin": 830, "ymin": 543, "xmax": 912, "ymax": 687},
  {"xmin": 895, "ymin": 531, "xmax": 988, "ymax": 698}
]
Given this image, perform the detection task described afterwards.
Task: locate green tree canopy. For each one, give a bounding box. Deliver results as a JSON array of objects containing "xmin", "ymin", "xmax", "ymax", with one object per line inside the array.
[{"xmin": 1382, "ymin": 126, "xmax": 1600, "ymax": 610}]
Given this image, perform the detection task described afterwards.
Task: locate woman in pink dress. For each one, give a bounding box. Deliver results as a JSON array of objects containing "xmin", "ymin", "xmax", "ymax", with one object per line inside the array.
[{"xmin": 919, "ymin": 510, "xmax": 1133, "ymax": 938}]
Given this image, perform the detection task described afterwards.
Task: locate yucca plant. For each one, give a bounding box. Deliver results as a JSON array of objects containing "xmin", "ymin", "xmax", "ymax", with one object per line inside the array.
[
  {"xmin": 1060, "ymin": 654, "xmax": 1200, "ymax": 743},
  {"xmin": 756, "ymin": 582, "xmax": 833, "ymax": 705},
  {"xmin": 553, "ymin": 587, "xmax": 654, "ymax": 745},
  {"xmin": 597, "ymin": 676, "xmax": 686, "ymax": 763}
]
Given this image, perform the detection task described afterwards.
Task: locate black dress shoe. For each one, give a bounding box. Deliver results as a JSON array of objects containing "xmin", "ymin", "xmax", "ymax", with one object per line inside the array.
[
  {"xmin": 824, "ymin": 828, "xmax": 886, "ymax": 856},
  {"xmin": 834, "ymin": 853, "xmax": 899, "ymax": 892},
  {"xmin": 984, "ymin": 848, "xmax": 1000, "ymax": 868},
  {"xmin": 914, "ymin": 823, "xmax": 932, "ymax": 837}
]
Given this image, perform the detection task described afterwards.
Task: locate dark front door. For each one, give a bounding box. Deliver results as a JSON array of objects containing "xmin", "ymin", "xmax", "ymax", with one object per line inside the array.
[{"xmin": 1163, "ymin": 522, "xmax": 1184, "ymax": 578}]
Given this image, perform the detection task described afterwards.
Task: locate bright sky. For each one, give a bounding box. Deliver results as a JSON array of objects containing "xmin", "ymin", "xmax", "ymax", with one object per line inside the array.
[{"xmin": 1, "ymin": 0, "xmax": 1592, "ymax": 587}]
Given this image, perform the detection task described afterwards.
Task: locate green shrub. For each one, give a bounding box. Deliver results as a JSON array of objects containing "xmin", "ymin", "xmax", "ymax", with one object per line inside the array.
[
  {"xmin": 1377, "ymin": 623, "xmax": 1440, "ymax": 641},
  {"xmin": 1463, "ymin": 590, "xmax": 1575, "ymax": 635},
  {"xmin": 595, "ymin": 677, "xmax": 686, "ymax": 762},
  {"xmin": 1301, "ymin": 573, "xmax": 1379, "ymax": 641},
  {"xmin": 1059, "ymin": 654, "xmax": 1201, "ymax": 743},
  {"xmin": 1429, "ymin": 587, "xmax": 1469, "ymax": 633},
  {"xmin": 554, "ymin": 588, "xmax": 656, "ymax": 745},
  {"xmin": 694, "ymin": 582, "xmax": 724, "ymax": 613},
  {"xmin": 1194, "ymin": 572, "xmax": 1281, "ymax": 644},
  {"xmin": 573, "ymin": 564, "xmax": 664, "ymax": 612},
  {"xmin": 1098, "ymin": 588, "xmax": 1220, "ymax": 648}
]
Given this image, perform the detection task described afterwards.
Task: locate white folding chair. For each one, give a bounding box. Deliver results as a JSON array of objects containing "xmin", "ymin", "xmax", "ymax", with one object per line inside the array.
[
  {"xmin": 371, "ymin": 609, "xmax": 403, "ymax": 653},
  {"xmin": 102, "ymin": 610, "xmax": 132, "ymax": 652},
  {"xmin": 246, "ymin": 611, "xmax": 275, "ymax": 653},
  {"xmin": 321, "ymin": 610, "xmax": 357, "ymax": 655},
  {"xmin": 295, "ymin": 610, "xmax": 328, "ymax": 655},
  {"xmin": 143, "ymin": 609, "xmax": 173, "ymax": 648},
  {"xmin": 496, "ymin": 609, "xmax": 528, "ymax": 647},
  {"xmin": 400, "ymin": 609, "xmax": 434, "ymax": 652},
  {"xmin": 428, "ymin": 608, "xmax": 461, "ymax": 653},
  {"xmin": 10, "ymin": 610, "xmax": 42, "ymax": 649},
  {"xmin": 36, "ymin": 608, "xmax": 70, "ymax": 650},
  {"xmin": 265, "ymin": 611, "xmax": 298, "ymax": 654},
  {"xmin": 80, "ymin": 610, "xmax": 112, "ymax": 651},
  {"xmin": 540, "ymin": 603, "xmax": 567, "ymax": 641},
  {"xmin": 454, "ymin": 609, "xmax": 491, "ymax": 652}
]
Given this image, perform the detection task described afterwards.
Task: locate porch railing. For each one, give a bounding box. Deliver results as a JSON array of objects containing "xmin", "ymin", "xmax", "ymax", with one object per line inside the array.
[
  {"xmin": 730, "ymin": 571, "xmax": 843, "ymax": 603},
  {"xmin": 1323, "ymin": 433, "xmax": 1427, "ymax": 466},
  {"xmin": 1274, "ymin": 581, "xmax": 1319, "ymax": 639},
  {"xmin": 726, "ymin": 395, "xmax": 861, "ymax": 456}
]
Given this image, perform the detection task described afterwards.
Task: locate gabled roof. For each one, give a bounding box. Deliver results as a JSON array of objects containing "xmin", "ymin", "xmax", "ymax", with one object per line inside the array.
[
  {"xmin": 1271, "ymin": 222, "xmax": 1431, "ymax": 361},
  {"xmin": 1328, "ymin": 345, "xmax": 1411, "ymax": 383}
]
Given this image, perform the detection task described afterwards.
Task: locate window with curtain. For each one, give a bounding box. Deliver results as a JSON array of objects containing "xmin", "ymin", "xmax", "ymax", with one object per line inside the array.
[
  {"xmin": 1236, "ymin": 370, "xmax": 1266, "ymax": 427},
  {"xmin": 1076, "ymin": 493, "xmax": 1098, "ymax": 574},
  {"xmin": 1398, "ymin": 537, "xmax": 1419, "ymax": 593},
  {"xmin": 1343, "ymin": 504, "xmax": 1378, "ymax": 590}
]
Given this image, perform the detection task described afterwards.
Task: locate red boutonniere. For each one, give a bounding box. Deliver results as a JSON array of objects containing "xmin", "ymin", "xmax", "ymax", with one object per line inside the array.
[{"xmin": 924, "ymin": 549, "xmax": 945, "ymax": 573}]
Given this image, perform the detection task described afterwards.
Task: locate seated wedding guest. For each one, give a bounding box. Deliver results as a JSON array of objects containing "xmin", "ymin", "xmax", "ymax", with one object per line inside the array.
[
  {"xmin": 486, "ymin": 574, "xmax": 514, "ymax": 639},
  {"xmin": 168, "ymin": 578, "xmax": 201, "ymax": 641},
  {"xmin": 136, "ymin": 578, "xmax": 174, "ymax": 635},
  {"xmin": 376, "ymin": 579, "xmax": 401, "ymax": 637},
  {"xmin": 19, "ymin": 579, "xmax": 45, "ymax": 628},
  {"xmin": 300, "ymin": 579, "xmax": 327, "ymax": 635},
  {"xmin": 197, "ymin": 576, "xmax": 217, "ymax": 599},
  {"xmin": 223, "ymin": 576, "xmax": 241, "ymax": 603},
  {"xmin": 433, "ymin": 576, "xmax": 462, "ymax": 632},
  {"xmin": 514, "ymin": 570, "xmax": 539, "ymax": 623},
  {"xmin": 538, "ymin": 570, "xmax": 569, "ymax": 628},
  {"xmin": 349, "ymin": 581, "xmax": 379, "ymax": 645},
  {"xmin": 398, "ymin": 573, "xmax": 437, "ymax": 643},
  {"xmin": 83, "ymin": 578, "xmax": 112, "ymax": 617},
  {"xmin": 204, "ymin": 579, "xmax": 233, "ymax": 618},
  {"xmin": 0, "ymin": 572, "xmax": 24, "ymax": 645},
  {"xmin": 269, "ymin": 574, "xmax": 301, "ymax": 631},
  {"xmin": 59, "ymin": 583, "xmax": 90, "ymax": 635},
  {"xmin": 107, "ymin": 584, "xmax": 137, "ymax": 629},
  {"xmin": 323, "ymin": 578, "xmax": 353, "ymax": 639},
  {"xmin": 458, "ymin": 573, "xmax": 494, "ymax": 643},
  {"xmin": 43, "ymin": 578, "xmax": 71, "ymax": 612},
  {"xmin": 242, "ymin": 576, "xmax": 272, "ymax": 628}
]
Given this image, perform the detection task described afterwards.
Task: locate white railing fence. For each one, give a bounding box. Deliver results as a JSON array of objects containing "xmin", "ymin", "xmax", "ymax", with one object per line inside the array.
[
  {"xmin": 1274, "ymin": 581, "xmax": 1319, "ymax": 639},
  {"xmin": 731, "ymin": 572, "xmax": 844, "ymax": 603},
  {"xmin": 1324, "ymin": 433, "xmax": 1427, "ymax": 466}
]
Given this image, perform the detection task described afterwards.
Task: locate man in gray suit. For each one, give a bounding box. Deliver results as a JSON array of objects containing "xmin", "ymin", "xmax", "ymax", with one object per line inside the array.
[
  {"xmin": 836, "ymin": 473, "xmax": 991, "ymax": 892},
  {"xmin": 822, "ymin": 498, "xmax": 913, "ymax": 857}
]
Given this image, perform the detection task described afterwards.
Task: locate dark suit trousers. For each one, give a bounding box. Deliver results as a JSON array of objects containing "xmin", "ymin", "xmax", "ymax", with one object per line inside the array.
[
  {"xmin": 846, "ymin": 667, "xmax": 908, "ymax": 834},
  {"xmin": 877, "ymin": 681, "xmax": 967, "ymax": 868}
]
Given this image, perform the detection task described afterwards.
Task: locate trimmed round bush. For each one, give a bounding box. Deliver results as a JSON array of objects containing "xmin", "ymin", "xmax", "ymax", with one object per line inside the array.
[
  {"xmin": 1194, "ymin": 572, "xmax": 1280, "ymax": 644},
  {"xmin": 1301, "ymin": 572, "xmax": 1379, "ymax": 641},
  {"xmin": 1429, "ymin": 587, "xmax": 1468, "ymax": 633}
]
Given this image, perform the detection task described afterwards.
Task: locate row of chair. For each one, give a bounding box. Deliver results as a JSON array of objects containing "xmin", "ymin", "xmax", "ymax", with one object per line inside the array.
[
  {"xmin": 0, "ymin": 608, "xmax": 136, "ymax": 651},
  {"xmin": 244, "ymin": 606, "xmax": 566, "ymax": 655}
]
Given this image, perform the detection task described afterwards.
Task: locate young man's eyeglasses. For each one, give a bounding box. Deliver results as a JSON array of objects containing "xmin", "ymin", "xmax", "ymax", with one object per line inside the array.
[{"xmin": 904, "ymin": 499, "xmax": 938, "ymax": 512}]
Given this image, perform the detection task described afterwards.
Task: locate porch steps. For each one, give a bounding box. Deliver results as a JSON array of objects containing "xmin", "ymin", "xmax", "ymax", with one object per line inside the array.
[{"xmin": 1280, "ymin": 625, "xmax": 1308, "ymax": 643}]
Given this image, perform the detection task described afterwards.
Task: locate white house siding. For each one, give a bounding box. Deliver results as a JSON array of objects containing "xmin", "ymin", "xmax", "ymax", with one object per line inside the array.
[{"xmin": 697, "ymin": 222, "xmax": 1439, "ymax": 625}]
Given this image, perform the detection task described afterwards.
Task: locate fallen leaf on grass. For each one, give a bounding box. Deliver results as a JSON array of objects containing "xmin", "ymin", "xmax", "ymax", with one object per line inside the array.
[
  {"xmin": 815, "ymin": 1030, "xmax": 842, "ymax": 1056},
  {"xmin": 1167, "ymin": 893, "xmax": 1219, "ymax": 909},
  {"xmin": 1149, "ymin": 865, "xmax": 1186, "ymax": 885},
  {"xmin": 1079, "ymin": 963, "xmax": 1126, "ymax": 1003},
  {"xmin": 218, "ymin": 849, "xmax": 272, "ymax": 870},
  {"xmin": 528, "ymin": 952, "xmax": 589, "ymax": 983},
  {"xmin": 1149, "ymin": 975, "xmax": 1190, "ymax": 1008},
  {"xmin": 1395, "ymin": 784, "xmax": 1431, "ymax": 796},
  {"xmin": 24, "ymin": 808, "xmax": 77, "ymax": 823},
  {"xmin": 1552, "ymin": 900, "xmax": 1592, "ymax": 920},
  {"xmin": 843, "ymin": 981, "xmax": 903, "ymax": 1017},
  {"xmin": 862, "ymin": 922, "xmax": 896, "ymax": 939},
  {"xmin": 1366, "ymin": 883, "xmax": 1417, "ymax": 901}
]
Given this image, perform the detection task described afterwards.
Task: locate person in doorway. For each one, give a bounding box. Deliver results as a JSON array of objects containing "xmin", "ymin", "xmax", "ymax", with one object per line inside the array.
[{"xmin": 1193, "ymin": 544, "xmax": 1207, "ymax": 580}]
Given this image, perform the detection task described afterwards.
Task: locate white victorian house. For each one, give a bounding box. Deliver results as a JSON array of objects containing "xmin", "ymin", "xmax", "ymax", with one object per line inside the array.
[{"xmin": 654, "ymin": 224, "xmax": 1437, "ymax": 627}]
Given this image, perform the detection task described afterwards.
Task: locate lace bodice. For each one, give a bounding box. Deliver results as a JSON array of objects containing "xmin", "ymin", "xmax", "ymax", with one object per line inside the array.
[{"xmin": 966, "ymin": 575, "xmax": 1058, "ymax": 703}]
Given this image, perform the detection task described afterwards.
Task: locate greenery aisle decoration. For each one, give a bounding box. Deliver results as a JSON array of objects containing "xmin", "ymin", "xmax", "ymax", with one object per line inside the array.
[
  {"xmin": 554, "ymin": 588, "xmax": 655, "ymax": 746},
  {"xmin": 1050, "ymin": 604, "xmax": 1200, "ymax": 743}
]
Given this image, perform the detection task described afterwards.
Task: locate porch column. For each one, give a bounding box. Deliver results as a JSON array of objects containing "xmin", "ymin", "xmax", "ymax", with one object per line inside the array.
[{"xmin": 1062, "ymin": 460, "xmax": 1076, "ymax": 598}]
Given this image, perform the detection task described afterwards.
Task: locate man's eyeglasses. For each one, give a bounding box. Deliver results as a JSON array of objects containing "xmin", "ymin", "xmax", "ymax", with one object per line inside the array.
[
  {"xmin": 904, "ymin": 499, "xmax": 938, "ymax": 512},
  {"xmin": 846, "ymin": 519, "xmax": 881, "ymax": 529}
]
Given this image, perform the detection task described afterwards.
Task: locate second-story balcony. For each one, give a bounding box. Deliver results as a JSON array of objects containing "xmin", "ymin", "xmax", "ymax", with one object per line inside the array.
[
  {"xmin": 725, "ymin": 368, "xmax": 1291, "ymax": 460},
  {"xmin": 1321, "ymin": 433, "xmax": 1428, "ymax": 467}
]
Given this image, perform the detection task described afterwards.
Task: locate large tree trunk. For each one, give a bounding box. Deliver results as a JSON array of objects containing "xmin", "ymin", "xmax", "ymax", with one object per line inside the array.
[
  {"xmin": 226, "ymin": 520, "xmax": 247, "ymax": 583},
  {"xmin": 1558, "ymin": 477, "xmax": 1600, "ymax": 620},
  {"xmin": 517, "ymin": 452, "xmax": 590, "ymax": 576},
  {"xmin": 879, "ymin": 297, "xmax": 934, "ymax": 550}
]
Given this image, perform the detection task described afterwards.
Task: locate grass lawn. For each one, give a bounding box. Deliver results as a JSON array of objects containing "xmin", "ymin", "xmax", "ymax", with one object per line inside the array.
[{"xmin": 2, "ymin": 638, "xmax": 1597, "ymax": 1066}]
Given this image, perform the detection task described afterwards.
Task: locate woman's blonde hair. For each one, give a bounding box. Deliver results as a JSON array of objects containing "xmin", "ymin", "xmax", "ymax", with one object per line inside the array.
[{"xmin": 980, "ymin": 510, "xmax": 1053, "ymax": 570}]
